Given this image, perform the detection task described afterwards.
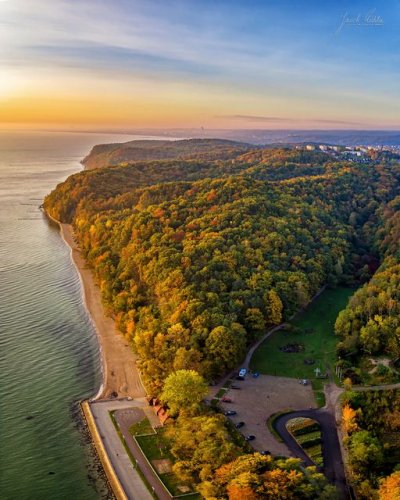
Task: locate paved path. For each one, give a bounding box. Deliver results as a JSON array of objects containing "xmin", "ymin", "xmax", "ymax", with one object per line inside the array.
[
  {"xmin": 208, "ymin": 323, "xmax": 285, "ymax": 399},
  {"xmin": 114, "ymin": 409, "xmax": 171, "ymax": 500},
  {"xmin": 209, "ymin": 288, "xmax": 327, "ymax": 398},
  {"xmin": 90, "ymin": 399, "xmax": 153, "ymax": 500},
  {"xmin": 274, "ymin": 409, "xmax": 348, "ymax": 499}
]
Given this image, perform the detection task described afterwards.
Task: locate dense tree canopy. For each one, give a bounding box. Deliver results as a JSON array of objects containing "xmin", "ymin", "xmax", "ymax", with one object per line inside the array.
[
  {"xmin": 198, "ymin": 453, "xmax": 336, "ymax": 499},
  {"xmin": 44, "ymin": 142, "xmax": 400, "ymax": 391},
  {"xmin": 336, "ymin": 193, "xmax": 400, "ymax": 361},
  {"xmin": 44, "ymin": 140, "xmax": 400, "ymax": 498},
  {"xmin": 379, "ymin": 471, "xmax": 400, "ymax": 500},
  {"xmin": 342, "ymin": 390, "xmax": 400, "ymax": 497}
]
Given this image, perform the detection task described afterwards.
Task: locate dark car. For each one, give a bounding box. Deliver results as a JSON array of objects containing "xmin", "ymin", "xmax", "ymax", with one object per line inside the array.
[
  {"xmin": 260, "ymin": 450, "xmax": 271, "ymax": 456},
  {"xmin": 230, "ymin": 385, "xmax": 241, "ymax": 390},
  {"xmin": 235, "ymin": 421, "xmax": 245, "ymax": 429},
  {"xmin": 252, "ymin": 372, "xmax": 260, "ymax": 378},
  {"xmin": 235, "ymin": 376, "xmax": 245, "ymax": 381},
  {"xmin": 245, "ymin": 435, "xmax": 255, "ymax": 441},
  {"xmin": 224, "ymin": 410, "xmax": 237, "ymax": 416}
]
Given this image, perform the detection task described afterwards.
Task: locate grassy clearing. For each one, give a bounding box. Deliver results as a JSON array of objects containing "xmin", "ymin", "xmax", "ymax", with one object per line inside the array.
[
  {"xmin": 160, "ymin": 473, "xmax": 199, "ymax": 497},
  {"xmin": 215, "ymin": 388, "xmax": 228, "ymax": 398},
  {"xmin": 136, "ymin": 429, "xmax": 172, "ymax": 461},
  {"xmin": 251, "ymin": 287, "xmax": 354, "ymax": 384},
  {"xmin": 266, "ymin": 410, "xmax": 295, "ymax": 443},
  {"xmin": 314, "ymin": 391, "xmax": 326, "ymax": 408},
  {"xmin": 136, "ymin": 428, "xmax": 199, "ymax": 496},
  {"xmin": 129, "ymin": 417, "xmax": 154, "ymax": 436}
]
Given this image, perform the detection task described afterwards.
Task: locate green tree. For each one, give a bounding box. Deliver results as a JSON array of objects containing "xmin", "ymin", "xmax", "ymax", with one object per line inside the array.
[
  {"xmin": 206, "ymin": 323, "xmax": 247, "ymax": 374},
  {"xmin": 160, "ymin": 369, "xmax": 208, "ymax": 416},
  {"xmin": 349, "ymin": 430, "xmax": 384, "ymax": 474},
  {"xmin": 245, "ymin": 308, "xmax": 266, "ymax": 338}
]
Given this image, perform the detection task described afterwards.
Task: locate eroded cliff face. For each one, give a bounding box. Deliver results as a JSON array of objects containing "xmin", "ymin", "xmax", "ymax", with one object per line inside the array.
[
  {"xmin": 81, "ymin": 138, "xmax": 251, "ymax": 169},
  {"xmin": 81, "ymin": 142, "xmax": 126, "ymax": 169}
]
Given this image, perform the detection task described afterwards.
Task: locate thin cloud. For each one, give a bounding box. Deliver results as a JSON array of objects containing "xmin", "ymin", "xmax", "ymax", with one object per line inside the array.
[
  {"xmin": 216, "ymin": 115, "xmax": 293, "ymax": 123},
  {"xmin": 217, "ymin": 115, "xmax": 363, "ymax": 126}
]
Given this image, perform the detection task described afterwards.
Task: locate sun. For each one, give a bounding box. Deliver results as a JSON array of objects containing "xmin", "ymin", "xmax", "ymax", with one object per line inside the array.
[{"xmin": 0, "ymin": 70, "xmax": 21, "ymax": 99}]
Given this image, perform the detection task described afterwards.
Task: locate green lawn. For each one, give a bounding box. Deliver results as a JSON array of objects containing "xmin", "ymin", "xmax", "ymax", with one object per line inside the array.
[
  {"xmin": 129, "ymin": 418, "xmax": 154, "ymax": 436},
  {"xmin": 135, "ymin": 430, "xmax": 198, "ymax": 496},
  {"xmin": 136, "ymin": 429, "xmax": 172, "ymax": 461},
  {"xmin": 251, "ymin": 287, "xmax": 354, "ymax": 381}
]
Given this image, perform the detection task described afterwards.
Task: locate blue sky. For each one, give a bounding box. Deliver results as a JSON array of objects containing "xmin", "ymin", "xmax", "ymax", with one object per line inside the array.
[{"xmin": 1, "ymin": 0, "xmax": 399, "ymax": 129}]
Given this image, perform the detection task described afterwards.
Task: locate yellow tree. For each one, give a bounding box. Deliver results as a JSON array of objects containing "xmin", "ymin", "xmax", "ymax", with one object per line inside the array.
[
  {"xmin": 342, "ymin": 404, "xmax": 359, "ymax": 435},
  {"xmin": 379, "ymin": 471, "xmax": 400, "ymax": 500},
  {"xmin": 265, "ymin": 290, "xmax": 283, "ymax": 325}
]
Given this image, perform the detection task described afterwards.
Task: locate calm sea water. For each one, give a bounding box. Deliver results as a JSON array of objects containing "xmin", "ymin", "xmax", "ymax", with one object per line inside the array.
[{"xmin": 0, "ymin": 131, "xmax": 166, "ymax": 500}]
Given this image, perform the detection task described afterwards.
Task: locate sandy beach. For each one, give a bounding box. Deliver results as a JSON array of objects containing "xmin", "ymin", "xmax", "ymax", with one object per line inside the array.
[{"xmin": 59, "ymin": 222, "xmax": 146, "ymax": 400}]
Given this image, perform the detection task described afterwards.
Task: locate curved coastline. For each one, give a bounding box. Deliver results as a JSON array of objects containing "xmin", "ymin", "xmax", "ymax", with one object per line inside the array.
[{"xmin": 44, "ymin": 210, "xmax": 146, "ymax": 401}]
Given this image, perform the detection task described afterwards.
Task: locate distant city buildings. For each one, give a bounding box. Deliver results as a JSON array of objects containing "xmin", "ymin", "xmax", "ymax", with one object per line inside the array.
[{"xmin": 298, "ymin": 143, "xmax": 400, "ymax": 162}]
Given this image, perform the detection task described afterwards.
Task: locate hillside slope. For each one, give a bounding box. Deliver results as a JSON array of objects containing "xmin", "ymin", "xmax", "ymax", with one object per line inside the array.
[
  {"xmin": 82, "ymin": 138, "xmax": 252, "ymax": 169},
  {"xmin": 44, "ymin": 141, "xmax": 400, "ymax": 392}
]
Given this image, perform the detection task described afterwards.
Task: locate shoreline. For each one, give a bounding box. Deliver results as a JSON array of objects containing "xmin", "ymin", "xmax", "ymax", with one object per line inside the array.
[{"xmin": 46, "ymin": 211, "xmax": 146, "ymax": 400}]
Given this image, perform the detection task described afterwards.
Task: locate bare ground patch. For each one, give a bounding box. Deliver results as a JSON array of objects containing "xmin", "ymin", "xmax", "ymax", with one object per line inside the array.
[{"xmin": 152, "ymin": 459, "xmax": 172, "ymax": 474}]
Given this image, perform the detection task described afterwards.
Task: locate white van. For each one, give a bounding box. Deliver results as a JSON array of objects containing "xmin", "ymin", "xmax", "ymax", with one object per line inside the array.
[{"xmin": 239, "ymin": 368, "xmax": 247, "ymax": 377}]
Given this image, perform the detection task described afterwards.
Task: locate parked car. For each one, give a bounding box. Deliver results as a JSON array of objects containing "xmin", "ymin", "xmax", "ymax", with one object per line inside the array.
[
  {"xmin": 235, "ymin": 421, "xmax": 245, "ymax": 429},
  {"xmin": 260, "ymin": 450, "xmax": 271, "ymax": 456},
  {"xmin": 230, "ymin": 385, "xmax": 241, "ymax": 390},
  {"xmin": 235, "ymin": 376, "xmax": 244, "ymax": 381},
  {"xmin": 239, "ymin": 368, "xmax": 247, "ymax": 377},
  {"xmin": 252, "ymin": 372, "xmax": 260, "ymax": 378},
  {"xmin": 245, "ymin": 435, "xmax": 255, "ymax": 441},
  {"xmin": 224, "ymin": 410, "xmax": 237, "ymax": 416},
  {"xmin": 221, "ymin": 396, "xmax": 232, "ymax": 403}
]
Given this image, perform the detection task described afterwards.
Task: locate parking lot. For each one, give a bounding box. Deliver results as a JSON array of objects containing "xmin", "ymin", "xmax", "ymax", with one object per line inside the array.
[{"xmin": 220, "ymin": 374, "xmax": 317, "ymax": 456}]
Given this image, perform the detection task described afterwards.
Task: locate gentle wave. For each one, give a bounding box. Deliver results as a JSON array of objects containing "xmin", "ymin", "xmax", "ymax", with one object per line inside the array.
[{"xmin": 0, "ymin": 131, "xmax": 138, "ymax": 499}]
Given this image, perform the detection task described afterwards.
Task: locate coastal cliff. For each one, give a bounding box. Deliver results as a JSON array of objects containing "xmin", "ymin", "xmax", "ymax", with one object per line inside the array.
[{"xmin": 81, "ymin": 138, "xmax": 251, "ymax": 169}]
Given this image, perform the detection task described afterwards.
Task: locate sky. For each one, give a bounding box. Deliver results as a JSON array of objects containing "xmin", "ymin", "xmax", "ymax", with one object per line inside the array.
[{"xmin": 0, "ymin": 0, "xmax": 399, "ymax": 130}]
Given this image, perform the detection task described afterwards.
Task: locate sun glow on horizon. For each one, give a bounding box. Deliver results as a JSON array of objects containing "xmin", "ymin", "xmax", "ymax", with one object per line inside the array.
[{"xmin": 1, "ymin": 0, "xmax": 399, "ymax": 130}]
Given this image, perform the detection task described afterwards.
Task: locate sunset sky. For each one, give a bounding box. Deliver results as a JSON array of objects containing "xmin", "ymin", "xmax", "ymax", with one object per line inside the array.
[{"xmin": 1, "ymin": 0, "xmax": 399, "ymax": 130}]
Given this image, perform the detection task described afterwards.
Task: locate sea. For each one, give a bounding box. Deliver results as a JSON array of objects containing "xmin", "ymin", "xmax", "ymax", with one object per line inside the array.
[{"xmin": 0, "ymin": 130, "xmax": 169, "ymax": 500}]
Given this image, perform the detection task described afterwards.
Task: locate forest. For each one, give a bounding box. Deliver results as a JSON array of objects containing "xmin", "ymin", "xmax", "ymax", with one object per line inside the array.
[
  {"xmin": 44, "ymin": 139, "xmax": 400, "ymax": 497},
  {"xmin": 335, "ymin": 193, "xmax": 400, "ymax": 372},
  {"xmin": 82, "ymin": 138, "xmax": 253, "ymax": 169},
  {"xmin": 45, "ymin": 140, "xmax": 400, "ymax": 391},
  {"xmin": 342, "ymin": 389, "xmax": 400, "ymax": 498}
]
